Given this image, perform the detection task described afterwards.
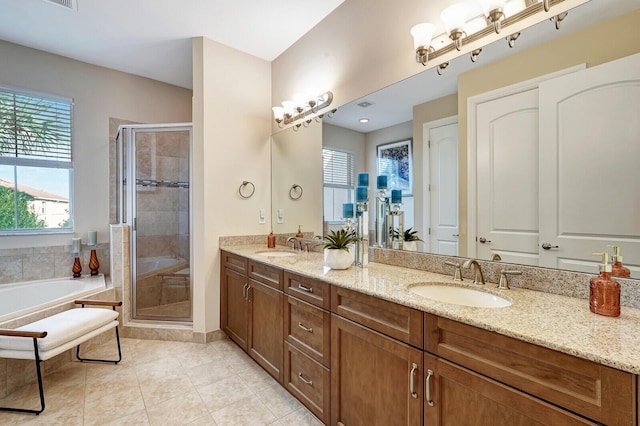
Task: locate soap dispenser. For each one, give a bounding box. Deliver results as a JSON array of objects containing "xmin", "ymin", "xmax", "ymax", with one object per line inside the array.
[
  {"xmin": 589, "ymin": 252, "xmax": 620, "ymax": 317},
  {"xmin": 267, "ymin": 231, "xmax": 276, "ymax": 248},
  {"xmin": 609, "ymin": 245, "xmax": 631, "ymax": 278},
  {"xmin": 296, "ymin": 225, "xmax": 304, "ymax": 238}
]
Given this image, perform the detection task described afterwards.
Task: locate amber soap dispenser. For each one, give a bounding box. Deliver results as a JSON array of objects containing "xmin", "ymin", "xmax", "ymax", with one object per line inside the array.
[
  {"xmin": 589, "ymin": 252, "xmax": 620, "ymax": 317},
  {"xmin": 609, "ymin": 245, "xmax": 631, "ymax": 278}
]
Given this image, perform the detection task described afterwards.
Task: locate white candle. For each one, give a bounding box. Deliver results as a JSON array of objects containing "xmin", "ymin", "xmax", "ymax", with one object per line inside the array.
[
  {"xmin": 72, "ymin": 238, "xmax": 82, "ymax": 254},
  {"xmin": 87, "ymin": 231, "xmax": 97, "ymax": 246}
]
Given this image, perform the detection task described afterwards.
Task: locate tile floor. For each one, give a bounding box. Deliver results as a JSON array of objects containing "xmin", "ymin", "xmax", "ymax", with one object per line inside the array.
[{"xmin": 0, "ymin": 337, "xmax": 322, "ymax": 425}]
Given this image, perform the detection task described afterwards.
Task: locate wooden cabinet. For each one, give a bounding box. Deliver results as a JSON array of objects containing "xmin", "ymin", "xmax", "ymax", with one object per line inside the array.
[
  {"xmin": 221, "ymin": 251, "xmax": 283, "ymax": 383},
  {"xmin": 331, "ymin": 315, "xmax": 423, "ymax": 426},
  {"xmin": 247, "ymin": 278, "xmax": 283, "ymax": 382},
  {"xmin": 221, "ymin": 268, "xmax": 249, "ymax": 349},
  {"xmin": 425, "ymin": 313, "xmax": 636, "ymax": 425},
  {"xmin": 423, "ymin": 353, "xmax": 597, "ymax": 425},
  {"xmin": 283, "ymin": 273, "xmax": 332, "ymax": 424},
  {"xmin": 284, "ymin": 341, "xmax": 331, "ymax": 423}
]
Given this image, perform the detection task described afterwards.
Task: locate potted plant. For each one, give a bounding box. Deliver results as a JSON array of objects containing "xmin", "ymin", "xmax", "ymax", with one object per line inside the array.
[
  {"xmin": 323, "ymin": 228, "xmax": 359, "ymax": 270},
  {"xmin": 391, "ymin": 227, "xmax": 422, "ymax": 251}
]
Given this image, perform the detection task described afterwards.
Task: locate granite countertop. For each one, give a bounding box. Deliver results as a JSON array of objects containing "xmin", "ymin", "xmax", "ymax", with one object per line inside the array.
[{"xmin": 221, "ymin": 244, "xmax": 640, "ymax": 375}]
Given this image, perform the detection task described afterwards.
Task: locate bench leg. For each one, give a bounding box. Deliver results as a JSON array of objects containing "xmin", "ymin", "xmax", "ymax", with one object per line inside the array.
[
  {"xmin": 76, "ymin": 325, "xmax": 122, "ymax": 364},
  {"xmin": 0, "ymin": 337, "xmax": 46, "ymax": 415}
]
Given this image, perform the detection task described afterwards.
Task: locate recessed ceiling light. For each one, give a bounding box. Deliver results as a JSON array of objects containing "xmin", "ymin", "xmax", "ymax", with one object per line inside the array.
[{"xmin": 359, "ymin": 118, "xmax": 369, "ymax": 123}]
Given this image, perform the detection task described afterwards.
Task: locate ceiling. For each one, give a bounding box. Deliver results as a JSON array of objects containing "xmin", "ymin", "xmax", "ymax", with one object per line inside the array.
[
  {"xmin": 324, "ymin": 0, "xmax": 638, "ymax": 133},
  {"xmin": 0, "ymin": 0, "xmax": 345, "ymax": 89}
]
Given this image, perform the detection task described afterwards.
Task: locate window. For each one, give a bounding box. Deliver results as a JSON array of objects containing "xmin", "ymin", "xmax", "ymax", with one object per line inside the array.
[
  {"xmin": 0, "ymin": 86, "xmax": 73, "ymax": 233},
  {"xmin": 322, "ymin": 148, "xmax": 355, "ymax": 222}
]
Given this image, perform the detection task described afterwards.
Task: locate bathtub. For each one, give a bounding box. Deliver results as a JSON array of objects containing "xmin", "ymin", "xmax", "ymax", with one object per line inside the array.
[
  {"xmin": 136, "ymin": 256, "xmax": 186, "ymax": 275},
  {"xmin": 0, "ymin": 275, "xmax": 106, "ymax": 324}
]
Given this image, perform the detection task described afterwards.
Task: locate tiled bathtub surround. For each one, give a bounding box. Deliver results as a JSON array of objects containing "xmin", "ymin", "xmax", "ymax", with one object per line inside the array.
[
  {"xmin": 0, "ymin": 243, "xmax": 110, "ymax": 285},
  {"xmin": 221, "ymin": 242, "xmax": 640, "ymax": 375}
]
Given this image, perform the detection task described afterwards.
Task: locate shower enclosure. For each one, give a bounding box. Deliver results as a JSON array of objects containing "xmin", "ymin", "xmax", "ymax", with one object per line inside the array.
[{"xmin": 116, "ymin": 123, "xmax": 192, "ymax": 323}]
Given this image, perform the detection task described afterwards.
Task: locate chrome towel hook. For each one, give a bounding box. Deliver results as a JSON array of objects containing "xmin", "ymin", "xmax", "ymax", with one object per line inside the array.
[
  {"xmin": 238, "ymin": 181, "xmax": 255, "ymax": 199},
  {"xmin": 289, "ymin": 184, "xmax": 303, "ymax": 200}
]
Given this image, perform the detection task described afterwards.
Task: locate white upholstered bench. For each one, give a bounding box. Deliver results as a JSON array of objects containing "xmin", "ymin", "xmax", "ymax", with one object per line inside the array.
[{"xmin": 0, "ymin": 299, "xmax": 122, "ymax": 415}]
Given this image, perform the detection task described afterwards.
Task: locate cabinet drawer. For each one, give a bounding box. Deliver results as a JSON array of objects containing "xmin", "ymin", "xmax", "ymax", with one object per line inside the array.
[
  {"xmin": 221, "ymin": 250, "xmax": 247, "ymax": 274},
  {"xmin": 284, "ymin": 272, "xmax": 330, "ymax": 310},
  {"xmin": 284, "ymin": 341, "xmax": 330, "ymax": 425},
  {"xmin": 248, "ymin": 260, "xmax": 283, "ymax": 290},
  {"xmin": 285, "ymin": 296, "xmax": 331, "ymax": 367},
  {"xmin": 425, "ymin": 314, "xmax": 635, "ymax": 425},
  {"xmin": 331, "ymin": 286, "xmax": 423, "ymax": 348}
]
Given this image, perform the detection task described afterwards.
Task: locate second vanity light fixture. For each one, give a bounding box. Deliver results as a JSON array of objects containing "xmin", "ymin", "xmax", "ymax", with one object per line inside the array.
[
  {"xmin": 272, "ymin": 90, "xmax": 335, "ymax": 131},
  {"xmin": 411, "ymin": 0, "xmax": 583, "ymax": 71}
]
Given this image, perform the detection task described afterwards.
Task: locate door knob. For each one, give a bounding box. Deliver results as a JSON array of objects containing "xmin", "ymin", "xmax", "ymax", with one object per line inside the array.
[
  {"xmin": 479, "ymin": 237, "xmax": 491, "ymax": 244},
  {"xmin": 541, "ymin": 243, "xmax": 559, "ymax": 250}
]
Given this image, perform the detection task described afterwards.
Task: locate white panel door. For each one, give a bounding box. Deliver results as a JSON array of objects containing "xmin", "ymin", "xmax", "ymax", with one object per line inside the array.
[
  {"xmin": 538, "ymin": 53, "xmax": 640, "ymax": 276},
  {"xmin": 476, "ymin": 89, "xmax": 540, "ymax": 265},
  {"xmin": 429, "ymin": 123, "xmax": 459, "ymax": 256}
]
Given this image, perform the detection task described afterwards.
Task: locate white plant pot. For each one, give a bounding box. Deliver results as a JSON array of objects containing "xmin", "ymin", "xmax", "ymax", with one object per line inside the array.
[
  {"xmin": 324, "ymin": 248, "xmax": 354, "ymax": 270},
  {"xmin": 403, "ymin": 241, "xmax": 417, "ymax": 252}
]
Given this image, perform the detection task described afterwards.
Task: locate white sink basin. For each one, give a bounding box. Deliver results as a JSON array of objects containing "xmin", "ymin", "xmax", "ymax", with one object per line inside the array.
[
  {"xmin": 410, "ymin": 284, "xmax": 512, "ymax": 308},
  {"xmin": 255, "ymin": 250, "xmax": 297, "ymax": 258}
]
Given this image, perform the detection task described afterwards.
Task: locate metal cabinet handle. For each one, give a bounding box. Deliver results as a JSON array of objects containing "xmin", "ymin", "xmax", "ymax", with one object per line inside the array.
[
  {"xmin": 246, "ymin": 285, "xmax": 252, "ymax": 302},
  {"xmin": 409, "ymin": 363, "xmax": 418, "ymax": 399},
  {"xmin": 452, "ymin": 234, "xmax": 459, "ymax": 237},
  {"xmin": 242, "ymin": 283, "xmax": 248, "ymax": 300},
  {"xmin": 298, "ymin": 284, "xmax": 313, "ymax": 293},
  {"xmin": 541, "ymin": 243, "xmax": 559, "ymax": 250},
  {"xmin": 425, "ymin": 369, "xmax": 434, "ymax": 407},
  {"xmin": 297, "ymin": 322, "xmax": 313, "ymax": 333},
  {"xmin": 479, "ymin": 237, "xmax": 491, "ymax": 244},
  {"xmin": 298, "ymin": 372, "xmax": 313, "ymax": 386}
]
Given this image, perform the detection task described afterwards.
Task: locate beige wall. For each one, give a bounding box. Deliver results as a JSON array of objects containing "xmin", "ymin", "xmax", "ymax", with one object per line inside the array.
[
  {"xmin": 456, "ymin": 9, "xmax": 640, "ymax": 252},
  {"xmin": 323, "ymin": 123, "xmax": 366, "ymax": 174},
  {"xmin": 192, "ymin": 37, "xmax": 271, "ymax": 333},
  {"xmin": 272, "ymin": 0, "xmax": 429, "ymax": 118},
  {"xmin": 0, "ymin": 40, "xmax": 192, "ymax": 250}
]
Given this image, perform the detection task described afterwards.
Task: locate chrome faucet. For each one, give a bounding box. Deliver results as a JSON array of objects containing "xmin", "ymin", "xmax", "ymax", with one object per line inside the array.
[
  {"xmin": 444, "ymin": 261, "xmax": 463, "ymax": 281},
  {"xmin": 287, "ymin": 236, "xmax": 301, "ymax": 251},
  {"xmin": 462, "ymin": 259, "xmax": 485, "ymax": 285},
  {"xmin": 498, "ymin": 270, "xmax": 522, "ymax": 290}
]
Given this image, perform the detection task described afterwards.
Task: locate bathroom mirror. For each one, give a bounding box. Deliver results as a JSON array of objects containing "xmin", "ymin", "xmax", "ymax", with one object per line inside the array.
[
  {"xmin": 271, "ymin": 124, "xmax": 323, "ymax": 237},
  {"xmin": 271, "ymin": 0, "xmax": 640, "ymax": 278}
]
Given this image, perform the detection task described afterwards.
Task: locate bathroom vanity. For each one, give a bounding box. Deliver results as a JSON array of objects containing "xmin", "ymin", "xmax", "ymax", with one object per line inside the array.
[{"xmin": 220, "ymin": 246, "xmax": 639, "ymax": 425}]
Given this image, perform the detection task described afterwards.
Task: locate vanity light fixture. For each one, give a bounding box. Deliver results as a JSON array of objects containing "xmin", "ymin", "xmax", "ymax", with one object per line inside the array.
[
  {"xmin": 470, "ymin": 48, "xmax": 482, "ymax": 62},
  {"xmin": 411, "ymin": 0, "xmax": 581, "ymax": 74},
  {"xmin": 272, "ymin": 90, "xmax": 334, "ymax": 130},
  {"xmin": 440, "ymin": 3, "xmax": 468, "ymax": 51},
  {"xmin": 478, "ymin": 0, "xmax": 506, "ymax": 34},
  {"xmin": 410, "ymin": 23, "xmax": 436, "ymax": 66}
]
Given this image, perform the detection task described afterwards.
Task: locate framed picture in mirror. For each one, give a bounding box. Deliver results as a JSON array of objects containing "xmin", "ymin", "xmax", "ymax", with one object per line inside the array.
[{"xmin": 376, "ymin": 138, "xmax": 413, "ymax": 195}]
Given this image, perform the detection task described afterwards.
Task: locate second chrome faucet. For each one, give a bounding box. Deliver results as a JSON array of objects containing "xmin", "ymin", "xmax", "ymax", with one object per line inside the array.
[{"xmin": 444, "ymin": 259, "xmax": 486, "ymax": 285}]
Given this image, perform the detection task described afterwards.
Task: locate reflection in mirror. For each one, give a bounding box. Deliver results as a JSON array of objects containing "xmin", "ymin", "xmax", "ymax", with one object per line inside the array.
[
  {"xmin": 272, "ymin": 1, "xmax": 640, "ymax": 279},
  {"xmin": 271, "ymin": 124, "xmax": 323, "ymax": 236}
]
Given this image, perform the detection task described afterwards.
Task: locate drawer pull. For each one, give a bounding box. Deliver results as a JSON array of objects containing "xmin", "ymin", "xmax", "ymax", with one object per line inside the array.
[
  {"xmin": 297, "ymin": 322, "xmax": 313, "ymax": 333},
  {"xmin": 298, "ymin": 372, "xmax": 313, "ymax": 386},
  {"xmin": 425, "ymin": 369, "xmax": 434, "ymax": 407},
  {"xmin": 409, "ymin": 363, "xmax": 418, "ymax": 399},
  {"xmin": 242, "ymin": 283, "xmax": 249, "ymax": 300},
  {"xmin": 298, "ymin": 284, "xmax": 314, "ymax": 293}
]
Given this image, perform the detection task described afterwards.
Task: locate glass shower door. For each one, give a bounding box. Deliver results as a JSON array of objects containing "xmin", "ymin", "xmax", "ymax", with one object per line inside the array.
[{"xmin": 131, "ymin": 127, "xmax": 191, "ymax": 322}]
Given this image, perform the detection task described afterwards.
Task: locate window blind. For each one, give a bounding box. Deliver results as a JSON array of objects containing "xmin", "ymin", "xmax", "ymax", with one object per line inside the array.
[
  {"xmin": 0, "ymin": 89, "xmax": 72, "ymax": 162},
  {"xmin": 322, "ymin": 148, "xmax": 354, "ymax": 188}
]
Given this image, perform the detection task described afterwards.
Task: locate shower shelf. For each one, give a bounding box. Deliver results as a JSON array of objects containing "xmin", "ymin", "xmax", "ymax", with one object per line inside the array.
[{"xmin": 135, "ymin": 179, "xmax": 189, "ymax": 189}]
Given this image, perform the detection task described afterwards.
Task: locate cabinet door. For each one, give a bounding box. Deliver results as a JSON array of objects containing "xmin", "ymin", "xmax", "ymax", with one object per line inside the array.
[
  {"xmin": 423, "ymin": 353, "xmax": 597, "ymax": 426},
  {"xmin": 247, "ymin": 279, "xmax": 284, "ymax": 383},
  {"xmin": 331, "ymin": 315, "xmax": 422, "ymax": 426},
  {"xmin": 221, "ymin": 268, "xmax": 249, "ymax": 350}
]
